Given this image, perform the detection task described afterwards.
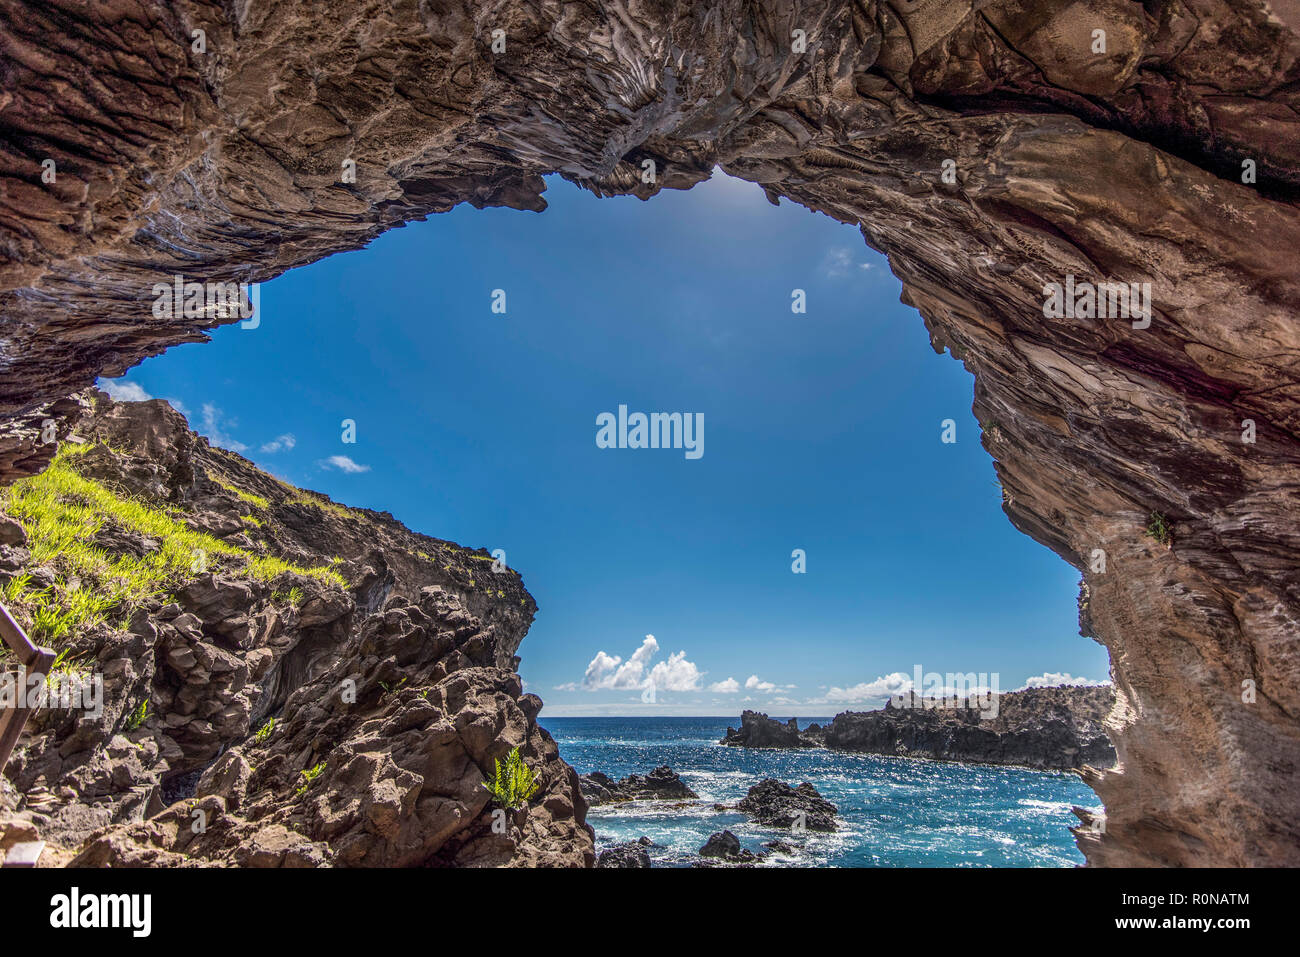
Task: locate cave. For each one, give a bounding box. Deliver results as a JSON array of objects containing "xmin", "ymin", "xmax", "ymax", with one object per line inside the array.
[{"xmin": 1, "ymin": 0, "xmax": 1298, "ymax": 869}]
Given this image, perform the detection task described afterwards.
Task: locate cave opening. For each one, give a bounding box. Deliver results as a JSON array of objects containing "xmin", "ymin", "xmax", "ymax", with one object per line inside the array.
[{"xmin": 80, "ymin": 169, "xmax": 1111, "ymax": 866}]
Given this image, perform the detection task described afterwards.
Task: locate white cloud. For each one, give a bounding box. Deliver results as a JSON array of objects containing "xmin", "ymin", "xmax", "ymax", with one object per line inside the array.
[
  {"xmin": 820, "ymin": 247, "xmax": 874, "ymax": 279},
  {"xmin": 576, "ymin": 635, "xmax": 702, "ymax": 695},
  {"xmin": 821, "ymin": 672, "xmax": 914, "ymax": 703},
  {"xmin": 200, "ymin": 403, "xmax": 249, "ymax": 453},
  {"xmin": 745, "ymin": 674, "xmax": 776, "ymax": 692},
  {"xmin": 708, "ymin": 677, "xmax": 740, "ymax": 693},
  {"xmin": 648, "ymin": 650, "xmax": 705, "ymax": 693},
  {"xmin": 322, "ymin": 454, "xmax": 370, "ymax": 474},
  {"xmin": 261, "ymin": 433, "xmax": 296, "ymax": 453},
  {"xmin": 1020, "ymin": 672, "xmax": 1110, "ymax": 690},
  {"xmin": 99, "ymin": 379, "xmax": 151, "ymax": 402}
]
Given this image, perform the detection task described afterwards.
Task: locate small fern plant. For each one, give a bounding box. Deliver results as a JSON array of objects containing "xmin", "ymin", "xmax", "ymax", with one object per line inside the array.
[
  {"xmin": 481, "ymin": 747, "xmax": 540, "ymax": 810},
  {"xmin": 123, "ymin": 699, "xmax": 150, "ymax": 732},
  {"xmin": 295, "ymin": 761, "xmax": 327, "ymax": 797},
  {"xmin": 253, "ymin": 717, "xmax": 275, "ymax": 744}
]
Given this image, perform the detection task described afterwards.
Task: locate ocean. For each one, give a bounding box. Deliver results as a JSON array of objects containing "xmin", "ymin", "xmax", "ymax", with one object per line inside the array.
[{"xmin": 540, "ymin": 715, "xmax": 1101, "ymax": 867}]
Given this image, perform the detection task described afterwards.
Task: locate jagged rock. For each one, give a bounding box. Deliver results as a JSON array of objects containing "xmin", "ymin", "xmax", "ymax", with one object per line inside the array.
[
  {"xmin": 721, "ymin": 711, "xmax": 815, "ymax": 749},
  {"xmin": 596, "ymin": 841, "xmax": 652, "ymax": 868},
  {"xmin": 1, "ymin": 1, "xmax": 1299, "ymax": 868},
  {"xmin": 824, "ymin": 686, "xmax": 1117, "ymax": 771},
  {"xmin": 737, "ymin": 780, "xmax": 838, "ymax": 832},
  {"xmin": 578, "ymin": 766, "xmax": 698, "ymax": 805},
  {"xmin": 0, "ymin": 396, "xmax": 592, "ymax": 867},
  {"xmin": 698, "ymin": 829, "xmax": 757, "ymax": 863},
  {"xmin": 0, "ymin": 514, "xmax": 26, "ymax": 547}
]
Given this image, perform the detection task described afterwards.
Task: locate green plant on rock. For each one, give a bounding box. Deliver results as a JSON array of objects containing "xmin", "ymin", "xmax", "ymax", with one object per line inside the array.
[
  {"xmin": 270, "ymin": 586, "xmax": 304, "ymax": 609},
  {"xmin": 480, "ymin": 747, "xmax": 540, "ymax": 810},
  {"xmin": 123, "ymin": 699, "xmax": 150, "ymax": 732},
  {"xmin": 0, "ymin": 445, "xmax": 344, "ymax": 657},
  {"xmin": 296, "ymin": 761, "xmax": 327, "ymax": 797},
  {"xmin": 254, "ymin": 718, "xmax": 275, "ymax": 743},
  {"xmin": 1144, "ymin": 511, "xmax": 1173, "ymax": 547}
]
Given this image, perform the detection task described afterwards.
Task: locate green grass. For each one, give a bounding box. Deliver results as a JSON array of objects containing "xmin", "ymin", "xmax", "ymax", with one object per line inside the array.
[
  {"xmin": 253, "ymin": 718, "xmax": 275, "ymax": 744},
  {"xmin": 286, "ymin": 491, "xmax": 352, "ymax": 520},
  {"xmin": 0, "ymin": 445, "xmax": 345, "ymax": 652},
  {"xmin": 212, "ymin": 477, "xmax": 269, "ymax": 511},
  {"xmin": 270, "ymin": 586, "xmax": 304, "ymax": 608}
]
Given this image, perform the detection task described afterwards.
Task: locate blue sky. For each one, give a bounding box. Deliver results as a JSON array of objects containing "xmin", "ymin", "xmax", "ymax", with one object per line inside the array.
[{"xmin": 101, "ymin": 172, "xmax": 1110, "ymax": 716}]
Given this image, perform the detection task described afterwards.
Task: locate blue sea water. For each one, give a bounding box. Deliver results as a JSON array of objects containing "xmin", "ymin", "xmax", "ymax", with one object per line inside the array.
[{"xmin": 539, "ymin": 716, "xmax": 1101, "ymax": 867}]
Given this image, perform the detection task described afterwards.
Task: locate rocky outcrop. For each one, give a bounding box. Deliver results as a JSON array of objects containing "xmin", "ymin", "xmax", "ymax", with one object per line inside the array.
[
  {"xmin": 822, "ymin": 686, "xmax": 1118, "ymax": 771},
  {"xmin": 596, "ymin": 838, "xmax": 653, "ymax": 868},
  {"xmin": 721, "ymin": 710, "xmax": 816, "ymax": 749},
  {"xmin": 2, "ymin": 1, "xmax": 1299, "ymax": 867},
  {"xmin": 736, "ymin": 779, "xmax": 838, "ymax": 832},
  {"xmin": 0, "ymin": 393, "xmax": 592, "ymax": 866},
  {"xmin": 578, "ymin": 766, "xmax": 698, "ymax": 805},
  {"xmin": 698, "ymin": 829, "xmax": 759, "ymax": 864}
]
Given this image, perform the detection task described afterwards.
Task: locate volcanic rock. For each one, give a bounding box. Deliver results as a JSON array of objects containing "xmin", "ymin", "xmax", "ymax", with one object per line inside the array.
[
  {"xmin": 1, "ymin": 395, "xmax": 591, "ymax": 867},
  {"xmin": 737, "ymin": 780, "xmax": 838, "ymax": 832},
  {"xmin": 698, "ymin": 829, "xmax": 757, "ymax": 863},
  {"xmin": 721, "ymin": 711, "xmax": 815, "ymax": 749},
  {"xmin": 578, "ymin": 766, "xmax": 698, "ymax": 805},
  {"xmin": 824, "ymin": 686, "xmax": 1117, "ymax": 771},
  {"xmin": 596, "ymin": 841, "xmax": 653, "ymax": 868}
]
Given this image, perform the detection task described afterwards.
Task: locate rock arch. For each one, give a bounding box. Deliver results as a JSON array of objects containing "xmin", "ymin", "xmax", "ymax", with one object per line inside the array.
[{"xmin": 1, "ymin": 0, "xmax": 1297, "ymax": 865}]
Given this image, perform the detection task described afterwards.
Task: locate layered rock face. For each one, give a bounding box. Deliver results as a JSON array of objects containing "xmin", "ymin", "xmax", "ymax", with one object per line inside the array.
[
  {"xmin": 1, "ymin": 1, "xmax": 1297, "ymax": 865},
  {"xmin": 0, "ymin": 393, "xmax": 592, "ymax": 866}
]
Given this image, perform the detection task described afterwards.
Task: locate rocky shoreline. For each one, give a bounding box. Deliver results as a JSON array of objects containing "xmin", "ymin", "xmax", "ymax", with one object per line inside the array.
[
  {"xmin": 722, "ymin": 685, "xmax": 1117, "ymax": 772},
  {"xmin": 580, "ymin": 767, "xmax": 840, "ymax": 867}
]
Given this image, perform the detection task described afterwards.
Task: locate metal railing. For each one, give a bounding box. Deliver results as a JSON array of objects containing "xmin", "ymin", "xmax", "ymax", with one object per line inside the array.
[{"xmin": 0, "ymin": 603, "xmax": 55, "ymax": 775}]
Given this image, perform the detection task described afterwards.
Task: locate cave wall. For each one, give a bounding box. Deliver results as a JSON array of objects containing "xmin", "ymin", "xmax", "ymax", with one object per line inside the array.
[{"xmin": 1, "ymin": 0, "xmax": 1297, "ymax": 865}]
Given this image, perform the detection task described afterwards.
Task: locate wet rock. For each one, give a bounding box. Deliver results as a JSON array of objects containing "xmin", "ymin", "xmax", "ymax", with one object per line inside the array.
[
  {"xmin": 578, "ymin": 766, "xmax": 698, "ymax": 805},
  {"xmin": 698, "ymin": 829, "xmax": 757, "ymax": 863},
  {"xmin": 737, "ymin": 780, "xmax": 838, "ymax": 832},
  {"xmin": 596, "ymin": 841, "xmax": 652, "ymax": 868}
]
